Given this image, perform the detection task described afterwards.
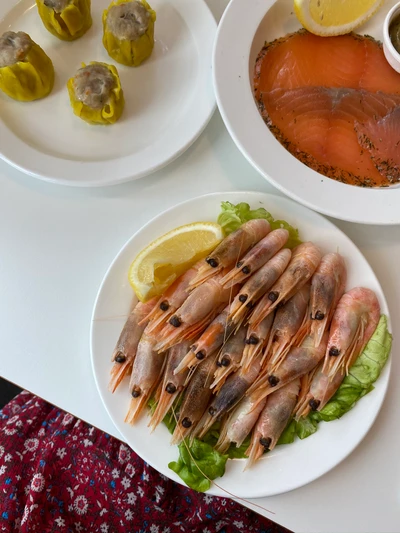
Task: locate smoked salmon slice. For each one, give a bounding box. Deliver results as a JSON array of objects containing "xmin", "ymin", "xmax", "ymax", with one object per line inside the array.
[
  {"xmin": 254, "ymin": 30, "xmax": 400, "ymax": 187},
  {"xmin": 356, "ymin": 108, "xmax": 400, "ymax": 183},
  {"xmin": 261, "ymin": 87, "xmax": 400, "ymax": 187},
  {"xmin": 254, "ymin": 31, "xmax": 400, "ymax": 98}
]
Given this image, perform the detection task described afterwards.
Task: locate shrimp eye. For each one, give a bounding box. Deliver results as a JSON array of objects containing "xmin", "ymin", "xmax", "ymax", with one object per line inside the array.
[
  {"xmin": 169, "ymin": 315, "xmax": 182, "ymax": 327},
  {"xmin": 239, "ymin": 294, "xmax": 248, "ymax": 303},
  {"xmin": 216, "ymin": 361, "xmax": 222, "ymax": 367},
  {"xmin": 268, "ymin": 291, "xmax": 279, "ymax": 302},
  {"xmin": 309, "ymin": 399, "xmax": 321, "ymax": 411},
  {"xmin": 236, "ymin": 261, "xmax": 243, "ymax": 268},
  {"xmin": 166, "ymin": 383, "xmax": 176, "ymax": 394},
  {"xmin": 246, "ymin": 335, "xmax": 259, "ymax": 345},
  {"xmin": 329, "ymin": 347, "xmax": 340, "ymax": 356},
  {"xmin": 196, "ymin": 350, "xmax": 206, "ymax": 360},
  {"xmin": 315, "ymin": 311, "xmax": 325, "ymax": 320},
  {"xmin": 206, "ymin": 257, "xmax": 218, "ymax": 268},
  {"xmin": 241, "ymin": 266, "xmax": 251, "ymax": 275},
  {"xmin": 208, "ymin": 406, "xmax": 217, "ymax": 416},
  {"xmin": 268, "ymin": 375, "xmax": 279, "ymax": 387},
  {"xmin": 181, "ymin": 417, "xmax": 192, "ymax": 428},
  {"xmin": 259, "ymin": 437, "xmax": 272, "ymax": 450},
  {"xmin": 221, "ymin": 357, "xmax": 230, "ymax": 367},
  {"xmin": 246, "ymin": 301, "xmax": 254, "ymax": 309},
  {"xmin": 160, "ymin": 301, "xmax": 169, "ymax": 311},
  {"xmin": 131, "ymin": 389, "xmax": 141, "ymax": 398},
  {"xmin": 114, "ymin": 352, "xmax": 126, "ymax": 363}
]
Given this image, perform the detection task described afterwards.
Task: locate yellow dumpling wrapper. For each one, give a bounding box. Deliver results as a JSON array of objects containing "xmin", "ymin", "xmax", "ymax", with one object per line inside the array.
[
  {"xmin": 36, "ymin": 0, "xmax": 92, "ymax": 41},
  {"xmin": 0, "ymin": 41, "xmax": 54, "ymax": 102},
  {"xmin": 102, "ymin": 0, "xmax": 156, "ymax": 67},
  {"xmin": 67, "ymin": 62, "xmax": 125, "ymax": 125}
]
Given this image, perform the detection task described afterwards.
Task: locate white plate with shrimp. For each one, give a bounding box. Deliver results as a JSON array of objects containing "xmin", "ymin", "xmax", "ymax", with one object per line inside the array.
[
  {"xmin": 0, "ymin": 0, "xmax": 216, "ymax": 187},
  {"xmin": 90, "ymin": 191, "xmax": 391, "ymax": 498}
]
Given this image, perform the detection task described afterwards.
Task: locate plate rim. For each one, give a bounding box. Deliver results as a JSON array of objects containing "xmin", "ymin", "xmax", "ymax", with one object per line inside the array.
[
  {"xmin": 90, "ymin": 190, "xmax": 392, "ymax": 498},
  {"xmin": 212, "ymin": 0, "xmax": 400, "ymax": 225},
  {"xmin": 0, "ymin": 0, "xmax": 217, "ymax": 187}
]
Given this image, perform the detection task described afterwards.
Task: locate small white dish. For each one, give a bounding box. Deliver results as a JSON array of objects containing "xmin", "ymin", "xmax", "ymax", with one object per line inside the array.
[
  {"xmin": 90, "ymin": 191, "xmax": 391, "ymax": 498},
  {"xmin": 213, "ymin": 0, "xmax": 400, "ymax": 225},
  {"xmin": 383, "ymin": 1, "xmax": 400, "ymax": 73},
  {"xmin": 0, "ymin": 0, "xmax": 216, "ymax": 187}
]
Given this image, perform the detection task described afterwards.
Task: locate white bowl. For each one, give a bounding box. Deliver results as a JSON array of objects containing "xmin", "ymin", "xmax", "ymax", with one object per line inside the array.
[
  {"xmin": 213, "ymin": 0, "xmax": 400, "ymax": 225},
  {"xmin": 383, "ymin": 1, "xmax": 400, "ymax": 73}
]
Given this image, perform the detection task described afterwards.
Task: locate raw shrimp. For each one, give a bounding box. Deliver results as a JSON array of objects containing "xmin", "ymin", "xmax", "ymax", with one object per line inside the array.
[
  {"xmin": 220, "ymin": 228, "xmax": 289, "ymax": 288},
  {"xmin": 241, "ymin": 313, "xmax": 274, "ymax": 370},
  {"xmin": 249, "ymin": 242, "xmax": 322, "ymax": 328},
  {"xmin": 228, "ymin": 248, "xmax": 292, "ymax": 326},
  {"xmin": 211, "ymin": 325, "xmax": 247, "ymax": 391},
  {"xmin": 141, "ymin": 263, "xmax": 202, "ymax": 336},
  {"xmin": 264, "ymin": 282, "xmax": 311, "ymax": 370},
  {"xmin": 170, "ymin": 355, "xmax": 215, "ymax": 445},
  {"xmin": 294, "ymin": 362, "xmax": 345, "ymax": 419},
  {"xmin": 189, "ymin": 219, "xmax": 271, "ymax": 288},
  {"xmin": 148, "ymin": 341, "xmax": 191, "ymax": 431},
  {"xmin": 155, "ymin": 272, "xmax": 239, "ymax": 352},
  {"xmin": 215, "ymin": 391, "xmax": 267, "ymax": 453},
  {"xmin": 109, "ymin": 297, "xmax": 158, "ymax": 393},
  {"xmin": 247, "ymin": 333, "xmax": 328, "ymax": 406},
  {"xmin": 125, "ymin": 334, "xmax": 166, "ymax": 424},
  {"xmin": 193, "ymin": 357, "xmax": 262, "ymax": 439},
  {"xmin": 173, "ymin": 305, "xmax": 234, "ymax": 375},
  {"xmin": 245, "ymin": 379, "xmax": 300, "ymax": 468},
  {"xmin": 308, "ymin": 253, "xmax": 347, "ymax": 347},
  {"xmin": 323, "ymin": 287, "xmax": 380, "ymax": 378}
]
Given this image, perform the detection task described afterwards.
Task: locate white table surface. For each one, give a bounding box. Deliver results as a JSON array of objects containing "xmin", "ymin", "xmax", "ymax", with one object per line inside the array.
[{"xmin": 1, "ymin": 2, "xmax": 400, "ymax": 532}]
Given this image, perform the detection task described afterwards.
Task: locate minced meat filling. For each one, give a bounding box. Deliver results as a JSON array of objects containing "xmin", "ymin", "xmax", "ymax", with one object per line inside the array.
[
  {"xmin": 73, "ymin": 64, "xmax": 115, "ymax": 109},
  {"xmin": 0, "ymin": 31, "xmax": 32, "ymax": 68},
  {"xmin": 106, "ymin": 1, "xmax": 150, "ymax": 41}
]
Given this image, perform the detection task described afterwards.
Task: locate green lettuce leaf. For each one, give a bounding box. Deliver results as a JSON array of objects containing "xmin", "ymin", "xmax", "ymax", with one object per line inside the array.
[
  {"xmin": 227, "ymin": 436, "xmax": 251, "ymax": 459},
  {"xmin": 277, "ymin": 419, "xmax": 297, "ymax": 444},
  {"xmin": 168, "ymin": 438, "xmax": 228, "ymax": 492},
  {"xmin": 217, "ymin": 201, "xmax": 302, "ymax": 249}
]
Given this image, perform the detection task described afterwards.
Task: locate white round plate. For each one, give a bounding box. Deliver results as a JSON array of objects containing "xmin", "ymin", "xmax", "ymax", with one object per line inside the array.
[
  {"xmin": 90, "ymin": 191, "xmax": 391, "ymax": 498},
  {"xmin": 213, "ymin": 0, "xmax": 400, "ymax": 225},
  {"xmin": 0, "ymin": 0, "xmax": 216, "ymax": 187}
]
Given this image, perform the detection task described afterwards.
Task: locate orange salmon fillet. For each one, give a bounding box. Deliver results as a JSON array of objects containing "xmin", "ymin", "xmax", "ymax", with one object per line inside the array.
[
  {"xmin": 261, "ymin": 87, "xmax": 400, "ymax": 187},
  {"xmin": 254, "ymin": 31, "xmax": 400, "ymax": 187}
]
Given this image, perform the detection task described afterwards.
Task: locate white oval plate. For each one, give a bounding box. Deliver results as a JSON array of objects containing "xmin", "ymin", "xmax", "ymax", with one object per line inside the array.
[
  {"xmin": 0, "ymin": 0, "xmax": 216, "ymax": 187},
  {"xmin": 90, "ymin": 191, "xmax": 391, "ymax": 498},
  {"xmin": 213, "ymin": 0, "xmax": 400, "ymax": 225}
]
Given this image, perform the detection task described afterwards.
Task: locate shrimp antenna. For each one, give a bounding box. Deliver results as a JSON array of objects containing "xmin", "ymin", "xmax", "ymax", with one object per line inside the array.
[{"xmin": 169, "ymin": 405, "xmax": 275, "ymax": 515}]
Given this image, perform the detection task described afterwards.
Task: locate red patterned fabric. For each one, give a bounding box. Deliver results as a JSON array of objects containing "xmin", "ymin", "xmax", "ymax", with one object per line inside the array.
[{"xmin": 0, "ymin": 392, "xmax": 292, "ymax": 533}]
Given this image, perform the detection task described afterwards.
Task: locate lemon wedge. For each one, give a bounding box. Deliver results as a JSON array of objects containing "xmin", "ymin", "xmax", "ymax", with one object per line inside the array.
[
  {"xmin": 294, "ymin": 0, "xmax": 383, "ymax": 36},
  {"xmin": 128, "ymin": 222, "xmax": 224, "ymax": 302}
]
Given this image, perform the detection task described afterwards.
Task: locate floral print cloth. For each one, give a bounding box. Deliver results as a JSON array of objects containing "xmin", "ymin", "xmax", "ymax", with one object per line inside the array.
[{"xmin": 0, "ymin": 391, "xmax": 292, "ymax": 533}]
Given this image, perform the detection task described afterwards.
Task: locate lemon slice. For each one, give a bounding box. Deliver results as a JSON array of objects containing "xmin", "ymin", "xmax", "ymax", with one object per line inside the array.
[
  {"xmin": 128, "ymin": 222, "xmax": 224, "ymax": 302},
  {"xmin": 294, "ymin": 0, "xmax": 383, "ymax": 36}
]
